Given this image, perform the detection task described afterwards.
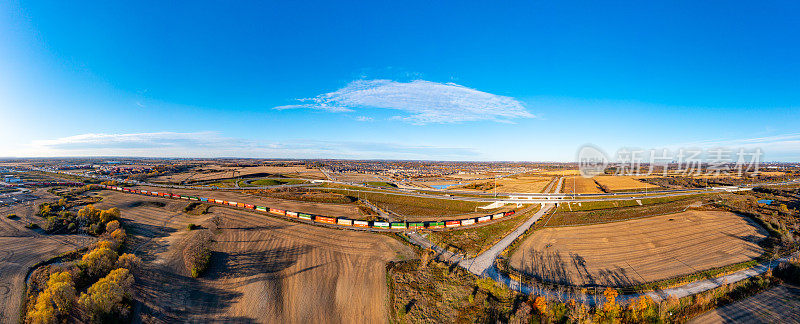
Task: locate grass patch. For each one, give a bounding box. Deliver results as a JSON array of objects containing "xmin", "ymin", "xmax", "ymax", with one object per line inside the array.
[
  {"xmin": 544, "ymin": 196, "xmax": 709, "ymax": 227},
  {"xmin": 246, "ymin": 178, "xmax": 305, "ymax": 186},
  {"xmin": 364, "ymin": 181, "xmax": 397, "ymax": 188},
  {"xmin": 323, "ymin": 188, "xmax": 492, "ymax": 217},
  {"xmin": 426, "ymin": 206, "xmax": 539, "ymax": 258}
]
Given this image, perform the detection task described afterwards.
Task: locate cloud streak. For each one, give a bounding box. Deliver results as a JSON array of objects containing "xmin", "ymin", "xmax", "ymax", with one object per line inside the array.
[
  {"xmin": 24, "ymin": 132, "xmax": 480, "ymax": 160},
  {"xmin": 275, "ymin": 79, "xmax": 534, "ymax": 124}
]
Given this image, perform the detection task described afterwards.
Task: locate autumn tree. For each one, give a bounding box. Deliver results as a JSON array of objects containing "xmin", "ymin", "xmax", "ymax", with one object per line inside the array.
[
  {"xmin": 78, "ymin": 268, "xmax": 134, "ymax": 321},
  {"xmin": 27, "ymin": 272, "xmax": 76, "ymax": 323},
  {"xmin": 79, "ymin": 245, "xmax": 119, "ymax": 278},
  {"xmin": 183, "ymin": 230, "xmax": 213, "ymax": 277}
]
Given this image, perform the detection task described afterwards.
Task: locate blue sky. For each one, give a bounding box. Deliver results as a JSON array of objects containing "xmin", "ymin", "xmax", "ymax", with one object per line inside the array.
[{"xmin": 1, "ymin": 1, "xmax": 798, "ymax": 161}]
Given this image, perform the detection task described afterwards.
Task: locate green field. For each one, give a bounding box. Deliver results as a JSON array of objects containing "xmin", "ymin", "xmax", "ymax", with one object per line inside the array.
[
  {"xmin": 364, "ymin": 181, "xmax": 397, "ymax": 188},
  {"xmin": 556, "ymin": 194, "xmax": 703, "ymax": 212},
  {"xmin": 544, "ymin": 195, "xmax": 709, "ymax": 227},
  {"xmin": 248, "ymin": 178, "xmax": 305, "ymax": 186},
  {"xmin": 322, "ymin": 188, "xmax": 495, "ymax": 217}
]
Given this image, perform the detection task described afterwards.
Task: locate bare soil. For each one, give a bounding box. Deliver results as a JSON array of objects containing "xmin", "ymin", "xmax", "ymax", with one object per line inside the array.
[
  {"xmin": 95, "ymin": 191, "xmax": 415, "ymax": 323},
  {"xmin": 0, "ymin": 189, "xmax": 95, "ymax": 324},
  {"xmin": 509, "ymin": 211, "xmax": 767, "ymax": 287}
]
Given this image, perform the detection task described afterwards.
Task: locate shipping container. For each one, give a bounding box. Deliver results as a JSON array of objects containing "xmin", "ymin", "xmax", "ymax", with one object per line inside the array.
[
  {"xmin": 285, "ymin": 211, "xmax": 298, "ymax": 218},
  {"xmin": 504, "ymin": 210, "xmax": 515, "ymax": 217},
  {"xmin": 353, "ymin": 220, "xmax": 369, "ymax": 227},
  {"xmin": 461, "ymin": 219, "xmax": 475, "ymax": 226},
  {"xmin": 373, "ymin": 221, "xmax": 390, "ymax": 229},
  {"xmin": 445, "ymin": 220, "xmax": 461, "ymax": 228},
  {"xmin": 190, "ymin": 197, "xmax": 200, "ymax": 201},
  {"xmin": 408, "ymin": 222, "xmax": 425, "ymax": 229},
  {"xmin": 390, "ymin": 222, "xmax": 407, "ymax": 229},
  {"xmin": 255, "ymin": 206, "xmax": 268, "ymax": 212},
  {"xmin": 492, "ymin": 212, "xmax": 505, "ymax": 220},
  {"xmin": 244, "ymin": 204, "xmax": 255, "ymax": 209},
  {"xmin": 215, "ymin": 199, "xmax": 224, "ymax": 204},
  {"xmin": 227, "ymin": 201, "xmax": 236, "ymax": 206},
  {"xmin": 478, "ymin": 215, "xmax": 491, "ymax": 223},
  {"xmin": 337, "ymin": 218, "xmax": 353, "ymax": 226},
  {"xmin": 315, "ymin": 216, "xmax": 336, "ymax": 224},
  {"xmin": 199, "ymin": 198, "xmax": 209, "ymax": 202},
  {"xmin": 236, "ymin": 202, "xmax": 245, "ymax": 208},
  {"xmin": 269, "ymin": 208, "xmax": 286, "ymax": 216},
  {"xmin": 426, "ymin": 221, "xmax": 446, "ymax": 229},
  {"xmin": 298, "ymin": 213, "xmax": 312, "ymax": 220}
]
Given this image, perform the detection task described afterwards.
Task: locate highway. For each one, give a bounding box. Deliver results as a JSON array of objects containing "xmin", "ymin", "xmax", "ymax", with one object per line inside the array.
[{"xmin": 37, "ymin": 168, "xmax": 800, "ymax": 206}]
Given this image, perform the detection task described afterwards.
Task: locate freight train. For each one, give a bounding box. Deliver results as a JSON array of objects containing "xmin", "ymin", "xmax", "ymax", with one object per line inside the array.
[{"xmin": 97, "ymin": 185, "xmax": 516, "ymax": 230}]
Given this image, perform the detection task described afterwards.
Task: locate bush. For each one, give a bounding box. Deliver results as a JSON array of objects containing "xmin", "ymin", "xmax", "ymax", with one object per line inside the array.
[
  {"xmin": 187, "ymin": 223, "xmax": 198, "ymax": 230},
  {"xmin": 183, "ymin": 231, "xmax": 213, "ymax": 278},
  {"xmin": 116, "ymin": 253, "xmax": 142, "ymax": 272},
  {"xmin": 105, "ymin": 220, "xmax": 120, "ymax": 233},
  {"xmin": 25, "ymin": 223, "xmax": 39, "ymax": 229},
  {"xmin": 5, "ymin": 213, "xmax": 16, "ymax": 219}
]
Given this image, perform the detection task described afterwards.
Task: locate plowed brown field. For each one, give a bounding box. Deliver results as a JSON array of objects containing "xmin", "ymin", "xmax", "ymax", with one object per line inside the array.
[
  {"xmin": 509, "ymin": 211, "xmax": 767, "ymax": 287},
  {"xmin": 0, "ymin": 190, "xmax": 95, "ymax": 323},
  {"xmin": 95, "ymin": 191, "xmax": 414, "ymax": 323}
]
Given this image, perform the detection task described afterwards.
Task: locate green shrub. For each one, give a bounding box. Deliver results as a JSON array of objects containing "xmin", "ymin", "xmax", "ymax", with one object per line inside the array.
[
  {"xmin": 187, "ymin": 223, "xmax": 198, "ymax": 230},
  {"xmin": 6, "ymin": 213, "xmax": 17, "ymax": 219}
]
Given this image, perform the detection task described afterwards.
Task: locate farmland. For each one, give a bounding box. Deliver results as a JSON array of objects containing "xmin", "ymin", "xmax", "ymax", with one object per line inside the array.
[
  {"xmin": 0, "ymin": 191, "xmax": 95, "ymax": 323},
  {"xmin": 561, "ymin": 176, "xmax": 604, "ymax": 194},
  {"xmin": 689, "ymin": 284, "xmax": 800, "ymax": 323},
  {"xmin": 322, "ymin": 188, "xmax": 505, "ymax": 220},
  {"xmin": 93, "ymin": 191, "xmax": 414, "ymax": 322},
  {"xmin": 593, "ymin": 175, "xmax": 660, "ymax": 192},
  {"xmin": 453, "ymin": 176, "xmax": 552, "ymax": 193},
  {"xmin": 150, "ymin": 165, "xmax": 326, "ymax": 184},
  {"xmin": 509, "ymin": 211, "xmax": 767, "ymax": 287}
]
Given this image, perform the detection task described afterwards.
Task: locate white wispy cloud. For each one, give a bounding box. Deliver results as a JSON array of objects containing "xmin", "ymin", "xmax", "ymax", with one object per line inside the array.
[
  {"xmin": 355, "ymin": 116, "xmax": 374, "ymax": 122},
  {"xmin": 22, "ymin": 132, "xmax": 480, "ymax": 160},
  {"xmin": 274, "ymin": 79, "xmax": 534, "ymax": 124},
  {"xmin": 665, "ymin": 133, "xmax": 800, "ymax": 161}
]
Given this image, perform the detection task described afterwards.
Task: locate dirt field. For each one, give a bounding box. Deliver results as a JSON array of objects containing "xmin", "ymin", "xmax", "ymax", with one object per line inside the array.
[
  {"xmin": 0, "ymin": 190, "xmax": 95, "ymax": 324},
  {"xmin": 689, "ymin": 284, "xmax": 800, "ymax": 323},
  {"xmin": 133, "ymin": 186, "xmax": 365, "ymax": 219},
  {"xmin": 152, "ymin": 165, "xmax": 326, "ymax": 183},
  {"xmin": 509, "ymin": 211, "xmax": 767, "ymax": 287},
  {"xmin": 561, "ymin": 176, "xmax": 604, "ymax": 194},
  {"xmin": 95, "ymin": 191, "xmax": 414, "ymax": 323},
  {"xmin": 593, "ymin": 176, "xmax": 660, "ymax": 191}
]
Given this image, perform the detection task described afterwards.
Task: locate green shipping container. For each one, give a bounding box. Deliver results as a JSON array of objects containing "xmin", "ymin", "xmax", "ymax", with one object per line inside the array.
[
  {"xmin": 408, "ymin": 222, "xmax": 425, "ymax": 228},
  {"xmin": 298, "ymin": 213, "xmax": 312, "ymax": 220},
  {"xmin": 390, "ymin": 222, "xmax": 407, "ymax": 229}
]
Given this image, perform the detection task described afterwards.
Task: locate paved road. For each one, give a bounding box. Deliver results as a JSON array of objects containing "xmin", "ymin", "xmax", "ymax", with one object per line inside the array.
[{"xmin": 462, "ymin": 203, "xmax": 554, "ymax": 275}]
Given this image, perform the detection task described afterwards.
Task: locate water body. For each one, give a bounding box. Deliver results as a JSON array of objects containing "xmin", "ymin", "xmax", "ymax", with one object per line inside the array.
[{"xmin": 431, "ymin": 183, "xmax": 459, "ymax": 189}]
